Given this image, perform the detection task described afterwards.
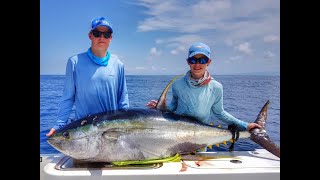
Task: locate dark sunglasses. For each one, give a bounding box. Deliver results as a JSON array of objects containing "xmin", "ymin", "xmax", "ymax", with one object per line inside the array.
[
  {"xmin": 187, "ymin": 57, "xmax": 209, "ymax": 64},
  {"xmin": 91, "ymin": 30, "xmax": 112, "ymax": 39}
]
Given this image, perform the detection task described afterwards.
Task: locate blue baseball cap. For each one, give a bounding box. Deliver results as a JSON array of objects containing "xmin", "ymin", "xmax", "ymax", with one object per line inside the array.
[
  {"xmin": 188, "ymin": 42, "xmax": 211, "ymax": 58},
  {"xmin": 91, "ymin": 17, "xmax": 113, "ymax": 33}
]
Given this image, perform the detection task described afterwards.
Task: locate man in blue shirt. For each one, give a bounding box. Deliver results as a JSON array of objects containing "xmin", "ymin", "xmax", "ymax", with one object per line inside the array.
[
  {"xmin": 46, "ymin": 17, "xmax": 129, "ymax": 137},
  {"xmin": 147, "ymin": 42, "xmax": 261, "ymax": 150}
]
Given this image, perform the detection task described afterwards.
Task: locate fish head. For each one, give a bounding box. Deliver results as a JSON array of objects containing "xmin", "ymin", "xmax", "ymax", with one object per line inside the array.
[{"xmin": 47, "ymin": 123, "xmax": 100, "ymax": 160}]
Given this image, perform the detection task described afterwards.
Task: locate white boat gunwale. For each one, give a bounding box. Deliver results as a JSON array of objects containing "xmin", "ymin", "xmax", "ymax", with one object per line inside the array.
[{"xmin": 40, "ymin": 149, "xmax": 280, "ymax": 180}]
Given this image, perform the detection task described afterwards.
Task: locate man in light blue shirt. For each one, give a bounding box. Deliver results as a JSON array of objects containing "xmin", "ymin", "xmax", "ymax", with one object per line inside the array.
[
  {"xmin": 147, "ymin": 42, "xmax": 261, "ymax": 150},
  {"xmin": 46, "ymin": 17, "xmax": 129, "ymax": 136}
]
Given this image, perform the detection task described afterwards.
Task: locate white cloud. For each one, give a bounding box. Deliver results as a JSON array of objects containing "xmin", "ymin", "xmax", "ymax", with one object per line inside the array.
[
  {"xmin": 135, "ymin": 66, "xmax": 146, "ymax": 70},
  {"xmin": 263, "ymin": 51, "xmax": 275, "ymax": 58},
  {"xmin": 235, "ymin": 42, "xmax": 253, "ymax": 55},
  {"xmin": 135, "ymin": 0, "xmax": 279, "ymax": 41},
  {"xmin": 132, "ymin": 0, "xmax": 279, "ymax": 74},
  {"xmin": 170, "ymin": 45, "xmax": 185, "ymax": 55},
  {"xmin": 157, "ymin": 34, "xmax": 206, "ymax": 46},
  {"xmin": 154, "ymin": 34, "xmax": 210, "ymax": 56},
  {"xmin": 136, "ymin": 0, "xmax": 231, "ymax": 33},
  {"xmin": 171, "ymin": 49, "xmax": 179, "ymax": 55},
  {"xmin": 225, "ymin": 55, "xmax": 243, "ymax": 64},
  {"xmin": 150, "ymin": 47, "xmax": 161, "ymax": 56},
  {"xmin": 263, "ymin": 35, "xmax": 279, "ymax": 43}
]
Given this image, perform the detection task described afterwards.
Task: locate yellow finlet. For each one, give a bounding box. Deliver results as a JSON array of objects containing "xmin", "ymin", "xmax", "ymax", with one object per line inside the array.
[
  {"xmin": 208, "ymin": 145, "xmax": 213, "ymax": 149},
  {"xmin": 223, "ymin": 141, "xmax": 227, "ymax": 145},
  {"xmin": 215, "ymin": 143, "xmax": 220, "ymax": 147},
  {"xmin": 218, "ymin": 125, "xmax": 222, "ymax": 128},
  {"xmin": 230, "ymin": 139, "xmax": 234, "ymax": 143},
  {"xmin": 209, "ymin": 122, "xmax": 214, "ymax": 126}
]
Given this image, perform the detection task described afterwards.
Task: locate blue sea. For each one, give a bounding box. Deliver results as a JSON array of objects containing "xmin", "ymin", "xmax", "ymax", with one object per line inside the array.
[{"xmin": 40, "ymin": 75, "xmax": 280, "ymax": 154}]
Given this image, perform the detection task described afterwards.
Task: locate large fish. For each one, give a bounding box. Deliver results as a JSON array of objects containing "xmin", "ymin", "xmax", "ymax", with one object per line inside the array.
[{"xmin": 47, "ymin": 76, "xmax": 280, "ymax": 162}]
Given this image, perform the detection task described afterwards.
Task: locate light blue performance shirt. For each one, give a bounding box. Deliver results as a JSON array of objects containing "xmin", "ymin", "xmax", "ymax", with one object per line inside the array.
[
  {"xmin": 53, "ymin": 52, "xmax": 129, "ymax": 130},
  {"xmin": 167, "ymin": 75, "xmax": 248, "ymax": 130}
]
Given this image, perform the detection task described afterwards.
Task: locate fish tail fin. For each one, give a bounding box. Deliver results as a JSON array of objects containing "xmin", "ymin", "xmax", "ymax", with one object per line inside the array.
[
  {"xmin": 156, "ymin": 74, "xmax": 184, "ymax": 110},
  {"xmin": 249, "ymin": 100, "xmax": 280, "ymax": 158}
]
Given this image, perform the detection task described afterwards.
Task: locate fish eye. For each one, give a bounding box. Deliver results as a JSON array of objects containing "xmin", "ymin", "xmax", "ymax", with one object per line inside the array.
[{"xmin": 62, "ymin": 131, "xmax": 70, "ymax": 139}]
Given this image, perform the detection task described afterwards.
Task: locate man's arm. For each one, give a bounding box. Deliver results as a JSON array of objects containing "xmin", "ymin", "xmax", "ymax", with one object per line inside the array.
[
  {"xmin": 117, "ymin": 65, "xmax": 129, "ymax": 109},
  {"xmin": 211, "ymin": 84, "xmax": 248, "ymax": 130},
  {"xmin": 53, "ymin": 59, "xmax": 76, "ymax": 130}
]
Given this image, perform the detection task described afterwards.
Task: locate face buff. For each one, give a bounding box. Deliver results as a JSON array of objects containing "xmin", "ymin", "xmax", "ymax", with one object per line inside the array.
[
  {"xmin": 187, "ymin": 70, "xmax": 211, "ymax": 87},
  {"xmin": 86, "ymin": 48, "xmax": 110, "ymax": 66}
]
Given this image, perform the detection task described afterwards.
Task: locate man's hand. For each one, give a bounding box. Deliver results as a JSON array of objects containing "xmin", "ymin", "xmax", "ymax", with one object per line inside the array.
[
  {"xmin": 246, "ymin": 123, "xmax": 262, "ymax": 131},
  {"xmin": 46, "ymin": 128, "xmax": 56, "ymax": 137},
  {"xmin": 146, "ymin": 100, "xmax": 158, "ymax": 109}
]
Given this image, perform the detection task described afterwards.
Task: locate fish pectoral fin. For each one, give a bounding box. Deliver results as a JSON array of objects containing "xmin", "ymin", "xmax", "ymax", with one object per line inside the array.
[
  {"xmin": 102, "ymin": 131, "xmax": 122, "ymax": 142},
  {"xmin": 102, "ymin": 128, "xmax": 128, "ymax": 141},
  {"xmin": 103, "ymin": 128, "xmax": 163, "ymax": 158},
  {"xmin": 102, "ymin": 128, "xmax": 150, "ymax": 140}
]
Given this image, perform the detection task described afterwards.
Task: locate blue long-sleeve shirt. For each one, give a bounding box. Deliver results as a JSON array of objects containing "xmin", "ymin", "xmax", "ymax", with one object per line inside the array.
[
  {"xmin": 167, "ymin": 75, "xmax": 248, "ymax": 130},
  {"xmin": 53, "ymin": 52, "xmax": 129, "ymax": 130}
]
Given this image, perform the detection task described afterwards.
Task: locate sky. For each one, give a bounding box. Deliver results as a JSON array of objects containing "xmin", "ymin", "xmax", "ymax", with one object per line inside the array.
[{"xmin": 40, "ymin": 0, "xmax": 280, "ymax": 75}]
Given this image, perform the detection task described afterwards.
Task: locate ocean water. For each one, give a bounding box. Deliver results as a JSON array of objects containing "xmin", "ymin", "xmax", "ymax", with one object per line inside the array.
[{"xmin": 40, "ymin": 75, "xmax": 280, "ymax": 154}]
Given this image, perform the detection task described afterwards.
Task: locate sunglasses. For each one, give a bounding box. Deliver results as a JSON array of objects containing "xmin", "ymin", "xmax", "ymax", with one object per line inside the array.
[
  {"xmin": 187, "ymin": 57, "xmax": 209, "ymax": 64},
  {"xmin": 91, "ymin": 30, "xmax": 112, "ymax": 39}
]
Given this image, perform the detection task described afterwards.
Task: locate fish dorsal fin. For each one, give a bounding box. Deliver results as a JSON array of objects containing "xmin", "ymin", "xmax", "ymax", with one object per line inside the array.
[
  {"xmin": 156, "ymin": 74, "xmax": 184, "ymax": 110},
  {"xmin": 253, "ymin": 100, "xmax": 270, "ymax": 129}
]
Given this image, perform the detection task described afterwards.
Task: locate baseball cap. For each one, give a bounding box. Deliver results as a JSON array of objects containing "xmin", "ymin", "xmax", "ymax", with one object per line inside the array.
[
  {"xmin": 188, "ymin": 42, "xmax": 211, "ymax": 58},
  {"xmin": 91, "ymin": 17, "xmax": 113, "ymax": 33}
]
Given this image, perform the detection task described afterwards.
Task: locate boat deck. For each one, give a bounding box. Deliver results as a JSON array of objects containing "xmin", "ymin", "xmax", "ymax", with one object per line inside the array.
[{"xmin": 40, "ymin": 149, "xmax": 280, "ymax": 180}]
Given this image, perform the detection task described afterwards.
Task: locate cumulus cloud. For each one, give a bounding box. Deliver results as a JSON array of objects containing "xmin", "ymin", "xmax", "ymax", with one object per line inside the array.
[
  {"xmin": 131, "ymin": 0, "xmax": 279, "ymax": 74},
  {"xmin": 135, "ymin": 0, "xmax": 279, "ymax": 40},
  {"xmin": 235, "ymin": 42, "xmax": 253, "ymax": 55},
  {"xmin": 170, "ymin": 45, "xmax": 185, "ymax": 55},
  {"xmin": 153, "ymin": 34, "xmax": 209, "ymax": 56},
  {"xmin": 150, "ymin": 47, "xmax": 161, "ymax": 56}
]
